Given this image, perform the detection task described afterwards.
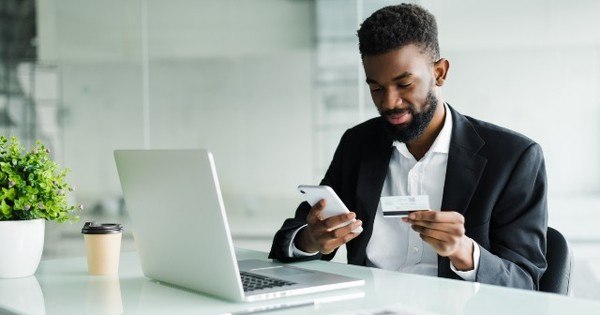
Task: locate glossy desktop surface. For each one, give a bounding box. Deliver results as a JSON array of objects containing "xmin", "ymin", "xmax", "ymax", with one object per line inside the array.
[{"xmin": 1, "ymin": 248, "xmax": 599, "ymax": 315}]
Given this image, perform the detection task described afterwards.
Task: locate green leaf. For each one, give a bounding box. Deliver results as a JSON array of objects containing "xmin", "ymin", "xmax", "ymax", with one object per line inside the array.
[
  {"xmin": 0, "ymin": 200, "xmax": 11, "ymax": 216},
  {"xmin": 0, "ymin": 187, "xmax": 16, "ymax": 201}
]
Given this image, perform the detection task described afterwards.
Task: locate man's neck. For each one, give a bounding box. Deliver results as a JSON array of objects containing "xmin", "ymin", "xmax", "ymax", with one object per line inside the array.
[{"xmin": 406, "ymin": 102, "xmax": 446, "ymax": 161}]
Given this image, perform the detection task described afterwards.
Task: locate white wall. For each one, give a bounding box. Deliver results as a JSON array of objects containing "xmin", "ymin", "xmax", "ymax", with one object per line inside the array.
[
  {"xmin": 37, "ymin": 0, "xmax": 316, "ymax": 236},
  {"xmin": 444, "ymin": 47, "xmax": 600, "ymax": 196},
  {"xmin": 146, "ymin": 53, "xmax": 314, "ymax": 218}
]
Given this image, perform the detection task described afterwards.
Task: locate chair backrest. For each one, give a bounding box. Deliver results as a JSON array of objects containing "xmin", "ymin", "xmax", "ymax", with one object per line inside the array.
[{"xmin": 539, "ymin": 227, "xmax": 573, "ymax": 295}]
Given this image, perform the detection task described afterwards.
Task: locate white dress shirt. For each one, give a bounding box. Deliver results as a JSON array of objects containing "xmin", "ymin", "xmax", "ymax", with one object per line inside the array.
[{"xmin": 289, "ymin": 104, "xmax": 480, "ymax": 281}]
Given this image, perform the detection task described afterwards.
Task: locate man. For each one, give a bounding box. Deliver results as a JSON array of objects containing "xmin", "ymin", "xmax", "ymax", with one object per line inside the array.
[{"xmin": 269, "ymin": 3, "xmax": 547, "ymax": 290}]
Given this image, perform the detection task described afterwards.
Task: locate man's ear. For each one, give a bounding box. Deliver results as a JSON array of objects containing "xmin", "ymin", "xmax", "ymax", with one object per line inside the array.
[{"xmin": 434, "ymin": 58, "xmax": 450, "ymax": 86}]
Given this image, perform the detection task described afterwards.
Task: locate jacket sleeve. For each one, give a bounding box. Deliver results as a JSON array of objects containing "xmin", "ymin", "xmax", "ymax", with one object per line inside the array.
[
  {"xmin": 476, "ymin": 143, "xmax": 548, "ymax": 289},
  {"xmin": 268, "ymin": 130, "xmax": 350, "ymax": 262}
]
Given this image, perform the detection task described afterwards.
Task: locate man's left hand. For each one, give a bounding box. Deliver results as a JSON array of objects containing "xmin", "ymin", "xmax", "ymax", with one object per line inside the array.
[{"xmin": 403, "ymin": 210, "xmax": 474, "ymax": 271}]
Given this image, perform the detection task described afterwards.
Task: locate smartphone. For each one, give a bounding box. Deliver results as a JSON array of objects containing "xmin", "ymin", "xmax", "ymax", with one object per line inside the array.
[{"xmin": 297, "ymin": 185, "xmax": 363, "ymax": 234}]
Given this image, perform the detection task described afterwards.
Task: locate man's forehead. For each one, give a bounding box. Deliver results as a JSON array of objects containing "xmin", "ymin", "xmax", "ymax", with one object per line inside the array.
[{"xmin": 363, "ymin": 45, "xmax": 432, "ymax": 81}]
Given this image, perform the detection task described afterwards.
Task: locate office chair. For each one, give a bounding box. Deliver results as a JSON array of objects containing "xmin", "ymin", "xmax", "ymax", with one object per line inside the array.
[{"xmin": 539, "ymin": 227, "xmax": 573, "ymax": 295}]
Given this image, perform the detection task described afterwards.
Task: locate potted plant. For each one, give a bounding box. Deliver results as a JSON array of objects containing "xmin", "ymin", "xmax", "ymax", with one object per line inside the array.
[{"xmin": 0, "ymin": 136, "xmax": 81, "ymax": 278}]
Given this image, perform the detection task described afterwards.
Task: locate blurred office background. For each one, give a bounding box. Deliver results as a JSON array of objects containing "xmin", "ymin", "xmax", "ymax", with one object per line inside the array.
[{"xmin": 2, "ymin": 0, "xmax": 599, "ymax": 301}]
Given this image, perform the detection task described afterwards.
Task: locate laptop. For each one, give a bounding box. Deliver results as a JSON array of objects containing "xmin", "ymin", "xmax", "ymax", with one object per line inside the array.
[{"xmin": 114, "ymin": 149, "xmax": 364, "ymax": 302}]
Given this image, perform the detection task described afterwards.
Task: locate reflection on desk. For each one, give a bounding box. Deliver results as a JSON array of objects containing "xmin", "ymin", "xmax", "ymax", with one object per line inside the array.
[
  {"xmin": 1, "ymin": 248, "xmax": 599, "ymax": 315},
  {"xmin": 0, "ymin": 276, "xmax": 45, "ymax": 314}
]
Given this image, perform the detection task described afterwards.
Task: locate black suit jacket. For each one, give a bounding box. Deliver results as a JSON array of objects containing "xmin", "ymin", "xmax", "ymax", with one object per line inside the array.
[{"xmin": 269, "ymin": 105, "xmax": 548, "ymax": 290}]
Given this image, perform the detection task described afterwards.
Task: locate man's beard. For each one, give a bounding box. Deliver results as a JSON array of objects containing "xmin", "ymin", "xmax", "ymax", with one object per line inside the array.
[{"xmin": 381, "ymin": 90, "xmax": 439, "ymax": 143}]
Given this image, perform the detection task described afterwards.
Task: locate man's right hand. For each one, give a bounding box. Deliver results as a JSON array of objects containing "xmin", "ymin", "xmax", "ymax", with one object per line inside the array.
[{"xmin": 294, "ymin": 199, "xmax": 363, "ymax": 254}]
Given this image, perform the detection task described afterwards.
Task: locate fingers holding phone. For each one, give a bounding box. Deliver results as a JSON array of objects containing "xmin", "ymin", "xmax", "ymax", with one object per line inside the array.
[
  {"xmin": 298, "ymin": 185, "xmax": 363, "ymax": 234},
  {"xmin": 301, "ymin": 199, "xmax": 363, "ymax": 254}
]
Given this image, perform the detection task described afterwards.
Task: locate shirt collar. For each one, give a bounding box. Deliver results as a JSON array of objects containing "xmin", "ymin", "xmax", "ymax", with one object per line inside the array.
[
  {"xmin": 392, "ymin": 103, "xmax": 453, "ymax": 157},
  {"xmin": 429, "ymin": 102, "xmax": 453, "ymax": 154}
]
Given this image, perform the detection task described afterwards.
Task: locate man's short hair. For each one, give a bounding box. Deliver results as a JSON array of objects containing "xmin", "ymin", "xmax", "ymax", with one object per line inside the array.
[{"xmin": 357, "ymin": 3, "xmax": 440, "ymax": 60}]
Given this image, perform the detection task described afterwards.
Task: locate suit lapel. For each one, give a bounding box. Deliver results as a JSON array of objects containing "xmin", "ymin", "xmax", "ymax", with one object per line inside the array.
[
  {"xmin": 438, "ymin": 106, "xmax": 487, "ymax": 277},
  {"xmin": 356, "ymin": 119, "xmax": 393, "ymax": 230},
  {"xmin": 351, "ymin": 119, "xmax": 392, "ymax": 265},
  {"xmin": 441, "ymin": 106, "xmax": 487, "ymax": 215},
  {"xmin": 358, "ymin": 147, "xmax": 392, "ymax": 224}
]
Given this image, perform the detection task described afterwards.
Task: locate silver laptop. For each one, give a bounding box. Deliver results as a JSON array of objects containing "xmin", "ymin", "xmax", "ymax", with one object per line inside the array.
[{"xmin": 114, "ymin": 149, "xmax": 364, "ymax": 302}]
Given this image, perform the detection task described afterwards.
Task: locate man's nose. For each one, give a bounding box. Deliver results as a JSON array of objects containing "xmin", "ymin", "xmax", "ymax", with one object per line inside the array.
[{"xmin": 381, "ymin": 89, "xmax": 403, "ymax": 110}]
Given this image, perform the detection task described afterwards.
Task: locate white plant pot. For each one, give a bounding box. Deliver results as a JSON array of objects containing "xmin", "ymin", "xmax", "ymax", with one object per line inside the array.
[{"xmin": 0, "ymin": 219, "xmax": 45, "ymax": 278}]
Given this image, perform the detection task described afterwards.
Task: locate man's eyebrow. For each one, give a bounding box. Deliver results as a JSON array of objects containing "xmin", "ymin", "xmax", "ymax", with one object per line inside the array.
[
  {"xmin": 365, "ymin": 72, "xmax": 412, "ymax": 84},
  {"xmin": 365, "ymin": 77, "xmax": 378, "ymax": 84},
  {"xmin": 392, "ymin": 72, "xmax": 412, "ymax": 81}
]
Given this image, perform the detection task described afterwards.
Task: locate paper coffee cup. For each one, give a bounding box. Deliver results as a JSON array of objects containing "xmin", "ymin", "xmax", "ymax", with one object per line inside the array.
[{"xmin": 82, "ymin": 222, "xmax": 123, "ymax": 276}]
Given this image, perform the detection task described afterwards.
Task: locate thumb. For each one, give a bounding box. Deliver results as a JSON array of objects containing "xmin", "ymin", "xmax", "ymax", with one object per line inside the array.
[{"xmin": 308, "ymin": 199, "xmax": 326, "ymax": 222}]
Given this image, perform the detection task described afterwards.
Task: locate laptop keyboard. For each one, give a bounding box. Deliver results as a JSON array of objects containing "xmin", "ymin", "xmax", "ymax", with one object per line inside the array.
[{"xmin": 240, "ymin": 271, "xmax": 296, "ymax": 292}]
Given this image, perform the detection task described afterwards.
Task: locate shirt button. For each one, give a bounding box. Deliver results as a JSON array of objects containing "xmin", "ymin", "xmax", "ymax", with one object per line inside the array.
[{"xmin": 413, "ymin": 246, "xmax": 419, "ymax": 253}]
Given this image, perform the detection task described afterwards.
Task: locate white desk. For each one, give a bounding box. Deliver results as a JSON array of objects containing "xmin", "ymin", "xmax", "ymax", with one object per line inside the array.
[{"xmin": 1, "ymin": 249, "xmax": 599, "ymax": 315}]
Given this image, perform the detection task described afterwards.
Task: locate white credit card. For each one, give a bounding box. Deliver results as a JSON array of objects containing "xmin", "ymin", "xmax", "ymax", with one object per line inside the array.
[{"xmin": 381, "ymin": 195, "xmax": 430, "ymax": 217}]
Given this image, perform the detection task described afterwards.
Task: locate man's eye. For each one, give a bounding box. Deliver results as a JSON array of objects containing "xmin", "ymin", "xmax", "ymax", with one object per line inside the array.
[
  {"xmin": 398, "ymin": 83, "xmax": 412, "ymax": 88},
  {"xmin": 370, "ymin": 87, "xmax": 383, "ymax": 92}
]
